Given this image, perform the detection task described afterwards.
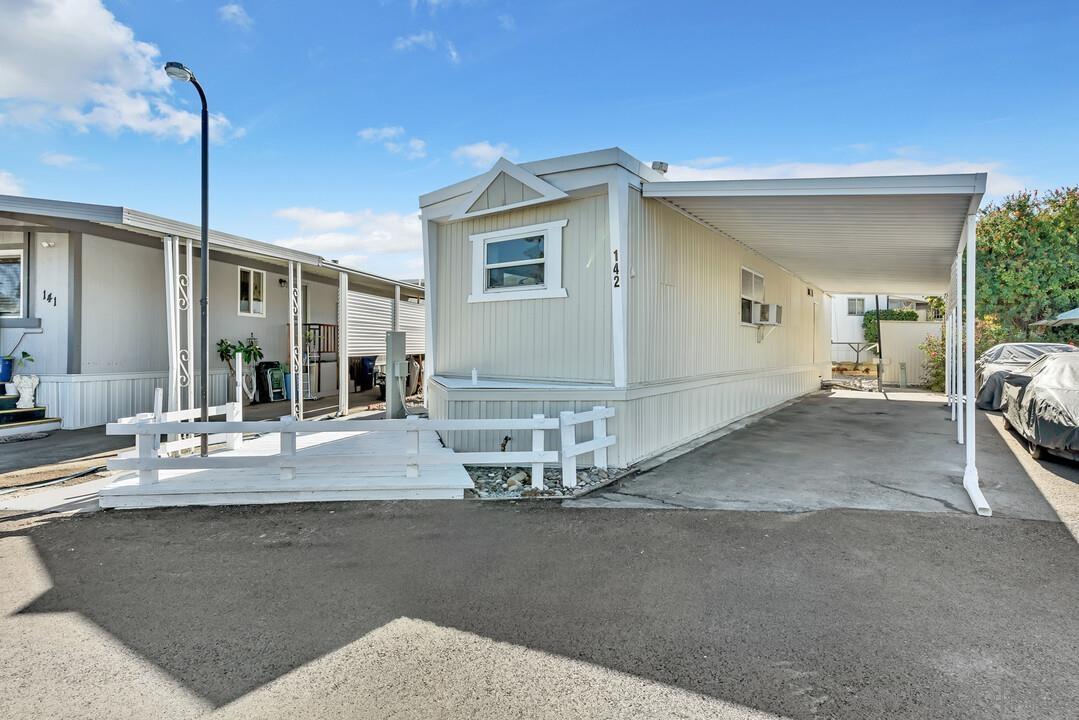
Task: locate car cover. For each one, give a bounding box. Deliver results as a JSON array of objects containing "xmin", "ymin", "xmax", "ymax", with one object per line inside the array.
[
  {"xmin": 979, "ymin": 342, "xmax": 1075, "ymax": 366},
  {"xmin": 976, "ymin": 369, "xmax": 1013, "ymax": 410},
  {"xmin": 1010, "ymin": 354, "xmax": 1079, "ymax": 453}
]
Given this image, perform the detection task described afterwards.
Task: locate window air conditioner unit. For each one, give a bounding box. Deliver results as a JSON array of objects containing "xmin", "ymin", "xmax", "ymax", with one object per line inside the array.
[{"xmin": 752, "ymin": 302, "xmax": 783, "ymax": 325}]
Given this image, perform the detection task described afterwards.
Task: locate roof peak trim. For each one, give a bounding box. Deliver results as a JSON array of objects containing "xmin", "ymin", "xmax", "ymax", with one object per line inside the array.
[{"xmin": 448, "ymin": 157, "xmax": 568, "ymax": 221}]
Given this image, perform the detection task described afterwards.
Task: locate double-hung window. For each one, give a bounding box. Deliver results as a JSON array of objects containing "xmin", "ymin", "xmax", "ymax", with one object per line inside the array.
[
  {"xmin": 0, "ymin": 249, "xmax": 24, "ymax": 318},
  {"xmin": 847, "ymin": 297, "xmax": 866, "ymax": 316},
  {"xmin": 238, "ymin": 266, "xmax": 266, "ymax": 317},
  {"xmin": 468, "ymin": 220, "xmax": 568, "ymax": 303},
  {"xmin": 740, "ymin": 267, "xmax": 764, "ymax": 324}
]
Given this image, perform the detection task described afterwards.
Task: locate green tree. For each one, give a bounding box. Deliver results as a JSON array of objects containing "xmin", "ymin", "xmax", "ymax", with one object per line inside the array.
[{"xmin": 976, "ymin": 188, "xmax": 1079, "ymax": 343}]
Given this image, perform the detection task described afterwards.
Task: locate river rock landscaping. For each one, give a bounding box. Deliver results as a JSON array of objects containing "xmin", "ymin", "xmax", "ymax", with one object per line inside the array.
[{"xmin": 467, "ymin": 465, "xmax": 613, "ymax": 499}]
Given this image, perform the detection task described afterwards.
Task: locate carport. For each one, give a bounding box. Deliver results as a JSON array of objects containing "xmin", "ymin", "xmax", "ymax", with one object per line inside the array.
[{"xmin": 639, "ymin": 173, "xmax": 991, "ymax": 515}]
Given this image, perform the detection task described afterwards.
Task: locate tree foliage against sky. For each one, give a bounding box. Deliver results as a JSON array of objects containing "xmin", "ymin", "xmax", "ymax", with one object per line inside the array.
[{"xmin": 976, "ymin": 188, "xmax": 1079, "ymax": 343}]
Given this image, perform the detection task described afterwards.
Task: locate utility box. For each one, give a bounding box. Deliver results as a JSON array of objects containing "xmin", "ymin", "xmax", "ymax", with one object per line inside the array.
[{"xmin": 385, "ymin": 331, "xmax": 406, "ymax": 419}]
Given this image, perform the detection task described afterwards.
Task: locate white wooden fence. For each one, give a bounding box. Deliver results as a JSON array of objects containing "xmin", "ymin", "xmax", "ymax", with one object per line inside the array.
[{"xmin": 106, "ymin": 405, "xmax": 615, "ymax": 493}]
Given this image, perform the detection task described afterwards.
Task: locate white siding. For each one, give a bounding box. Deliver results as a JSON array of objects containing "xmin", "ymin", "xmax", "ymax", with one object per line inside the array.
[
  {"xmin": 627, "ymin": 193, "xmax": 827, "ymax": 383},
  {"xmin": 398, "ymin": 300, "xmax": 426, "ymax": 355},
  {"xmin": 347, "ymin": 291, "xmax": 392, "ymax": 356},
  {"xmin": 434, "ymin": 192, "xmax": 612, "ymax": 383}
]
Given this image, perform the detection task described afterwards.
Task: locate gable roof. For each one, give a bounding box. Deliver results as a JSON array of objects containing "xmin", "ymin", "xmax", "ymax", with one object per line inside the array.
[{"xmin": 448, "ymin": 158, "xmax": 568, "ymax": 221}]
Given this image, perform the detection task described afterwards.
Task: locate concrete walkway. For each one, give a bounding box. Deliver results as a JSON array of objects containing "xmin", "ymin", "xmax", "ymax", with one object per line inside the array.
[{"xmin": 568, "ymin": 390, "xmax": 1065, "ymax": 519}]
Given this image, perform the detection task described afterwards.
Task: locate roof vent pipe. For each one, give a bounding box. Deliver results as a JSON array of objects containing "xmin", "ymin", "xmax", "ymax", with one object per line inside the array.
[{"xmin": 651, "ymin": 161, "xmax": 669, "ymax": 175}]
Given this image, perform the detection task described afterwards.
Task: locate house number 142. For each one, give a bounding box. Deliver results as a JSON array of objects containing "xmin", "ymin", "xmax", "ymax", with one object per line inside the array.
[{"xmin": 612, "ymin": 250, "xmax": 621, "ymax": 288}]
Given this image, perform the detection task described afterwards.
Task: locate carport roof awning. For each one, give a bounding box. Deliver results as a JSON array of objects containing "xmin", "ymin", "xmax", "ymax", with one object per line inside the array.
[{"xmin": 642, "ymin": 173, "xmax": 986, "ymax": 295}]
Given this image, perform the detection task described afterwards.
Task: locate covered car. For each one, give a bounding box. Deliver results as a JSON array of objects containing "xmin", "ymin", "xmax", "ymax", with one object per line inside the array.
[
  {"xmin": 975, "ymin": 342, "xmax": 1077, "ymax": 409},
  {"xmin": 1002, "ymin": 353, "xmax": 1079, "ymax": 461}
]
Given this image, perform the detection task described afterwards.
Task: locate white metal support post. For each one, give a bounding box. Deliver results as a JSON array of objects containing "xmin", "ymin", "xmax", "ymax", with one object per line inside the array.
[
  {"xmin": 956, "ymin": 256, "xmax": 964, "ymax": 444},
  {"xmin": 287, "ymin": 261, "xmax": 297, "ymax": 417},
  {"xmin": 945, "ymin": 305, "xmax": 953, "ymax": 418},
  {"xmin": 184, "ymin": 238, "xmax": 195, "ymax": 413},
  {"xmin": 338, "ymin": 271, "xmax": 349, "ymax": 417},
  {"xmin": 963, "ymin": 216, "xmax": 990, "ymax": 516},
  {"xmin": 296, "ymin": 263, "xmax": 304, "ymax": 417}
]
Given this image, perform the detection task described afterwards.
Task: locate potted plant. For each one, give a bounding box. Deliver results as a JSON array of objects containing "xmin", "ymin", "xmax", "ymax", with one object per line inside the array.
[
  {"xmin": 1, "ymin": 350, "xmax": 32, "ymax": 384},
  {"xmin": 217, "ymin": 337, "xmax": 264, "ymax": 401}
]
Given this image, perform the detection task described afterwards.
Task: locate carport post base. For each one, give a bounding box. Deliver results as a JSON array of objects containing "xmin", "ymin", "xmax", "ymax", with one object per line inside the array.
[{"xmin": 963, "ymin": 465, "xmax": 991, "ymax": 517}]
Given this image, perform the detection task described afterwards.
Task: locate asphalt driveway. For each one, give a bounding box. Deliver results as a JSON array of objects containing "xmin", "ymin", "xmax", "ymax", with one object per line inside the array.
[
  {"xmin": 2, "ymin": 500, "xmax": 1078, "ymax": 719},
  {"xmin": 570, "ymin": 390, "xmax": 1065, "ymax": 519}
]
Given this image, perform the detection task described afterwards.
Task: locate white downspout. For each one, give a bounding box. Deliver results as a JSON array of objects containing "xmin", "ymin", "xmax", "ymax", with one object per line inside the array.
[{"xmin": 963, "ymin": 215, "xmax": 991, "ymax": 516}]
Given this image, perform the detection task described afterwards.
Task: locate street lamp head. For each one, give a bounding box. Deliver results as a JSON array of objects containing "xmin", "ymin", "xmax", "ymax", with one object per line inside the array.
[{"xmin": 164, "ymin": 61, "xmax": 194, "ymax": 82}]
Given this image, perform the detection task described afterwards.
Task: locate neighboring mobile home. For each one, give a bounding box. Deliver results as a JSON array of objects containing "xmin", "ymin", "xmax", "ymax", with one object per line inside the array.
[
  {"xmin": 0, "ymin": 195, "xmax": 424, "ymax": 431},
  {"xmin": 419, "ymin": 148, "xmax": 984, "ymax": 470}
]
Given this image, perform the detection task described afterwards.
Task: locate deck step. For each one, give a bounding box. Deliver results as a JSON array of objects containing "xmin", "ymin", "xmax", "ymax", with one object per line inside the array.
[
  {"xmin": 100, "ymin": 473, "xmax": 473, "ymax": 509},
  {"xmin": 0, "ymin": 394, "xmax": 17, "ymax": 411},
  {"xmin": 0, "ymin": 417, "xmax": 62, "ymax": 439},
  {"xmin": 0, "ymin": 407, "xmax": 47, "ymax": 425}
]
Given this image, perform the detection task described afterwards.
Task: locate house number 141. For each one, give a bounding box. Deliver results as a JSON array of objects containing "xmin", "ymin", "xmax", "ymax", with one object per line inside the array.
[{"xmin": 612, "ymin": 250, "xmax": 621, "ymax": 288}]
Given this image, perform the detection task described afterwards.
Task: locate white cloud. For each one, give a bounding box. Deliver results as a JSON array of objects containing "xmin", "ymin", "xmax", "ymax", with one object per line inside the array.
[
  {"xmin": 683, "ymin": 155, "xmax": 729, "ymax": 168},
  {"xmin": 452, "ymin": 141, "xmax": 516, "ymax": 169},
  {"xmin": 663, "ymin": 156, "xmax": 1024, "ymax": 197},
  {"xmin": 359, "ymin": 126, "xmax": 405, "ymax": 142},
  {"xmin": 218, "ymin": 3, "xmax": 253, "ymax": 30},
  {"xmin": 273, "ymin": 206, "xmax": 422, "ymax": 278},
  {"xmin": 446, "ymin": 40, "xmax": 460, "ymax": 64},
  {"xmin": 393, "ymin": 31, "xmax": 437, "ymax": 51},
  {"xmin": 359, "ymin": 126, "xmax": 426, "ymax": 159},
  {"xmin": 0, "ymin": 170, "xmax": 23, "ymax": 195},
  {"xmin": 40, "ymin": 152, "xmax": 79, "ymax": 167},
  {"xmin": 0, "ymin": 0, "xmax": 239, "ymax": 142},
  {"xmin": 498, "ymin": 14, "xmax": 515, "ymax": 30}
]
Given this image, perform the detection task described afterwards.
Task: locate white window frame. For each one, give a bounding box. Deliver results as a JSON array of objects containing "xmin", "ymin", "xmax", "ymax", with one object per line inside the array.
[
  {"xmin": 848, "ymin": 297, "xmax": 866, "ymax": 316},
  {"xmin": 0, "ymin": 248, "xmax": 25, "ymax": 319},
  {"xmin": 467, "ymin": 219, "xmax": 569, "ymax": 303},
  {"xmin": 740, "ymin": 266, "xmax": 765, "ymax": 326},
  {"xmin": 237, "ymin": 266, "xmax": 267, "ymax": 318}
]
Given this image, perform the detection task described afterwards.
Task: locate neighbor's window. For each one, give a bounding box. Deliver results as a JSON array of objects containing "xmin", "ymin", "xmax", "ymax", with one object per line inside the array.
[
  {"xmin": 468, "ymin": 220, "xmax": 568, "ymax": 303},
  {"xmin": 0, "ymin": 249, "xmax": 24, "ymax": 318},
  {"xmin": 238, "ymin": 266, "xmax": 266, "ymax": 317},
  {"xmin": 740, "ymin": 267, "xmax": 764, "ymax": 323},
  {"xmin": 847, "ymin": 297, "xmax": 866, "ymax": 316}
]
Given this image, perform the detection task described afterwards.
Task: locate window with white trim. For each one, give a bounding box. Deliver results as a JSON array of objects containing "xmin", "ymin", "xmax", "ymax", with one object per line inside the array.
[
  {"xmin": 0, "ymin": 249, "xmax": 24, "ymax": 318},
  {"xmin": 740, "ymin": 267, "xmax": 764, "ymax": 324},
  {"xmin": 847, "ymin": 297, "xmax": 866, "ymax": 316},
  {"xmin": 468, "ymin": 220, "xmax": 568, "ymax": 303},
  {"xmin": 238, "ymin": 266, "xmax": 266, "ymax": 317}
]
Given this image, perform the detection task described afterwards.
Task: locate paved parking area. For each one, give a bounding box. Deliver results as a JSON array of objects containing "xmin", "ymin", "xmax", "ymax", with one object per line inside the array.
[
  {"xmin": 2, "ymin": 500, "xmax": 1077, "ymax": 719},
  {"xmin": 569, "ymin": 390, "xmax": 1064, "ymax": 519}
]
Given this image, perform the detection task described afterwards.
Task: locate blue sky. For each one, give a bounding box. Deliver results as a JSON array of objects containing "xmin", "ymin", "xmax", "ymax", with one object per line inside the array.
[{"xmin": 1, "ymin": 0, "xmax": 1077, "ymax": 278}]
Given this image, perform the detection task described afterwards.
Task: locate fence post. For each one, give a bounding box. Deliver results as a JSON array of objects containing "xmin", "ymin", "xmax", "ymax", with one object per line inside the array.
[
  {"xmin": 559, "ymin": 410, "xmax": 577, "ymax": 488},
  {"xmin": 591, "ymin": 405, "xmax": 608, "ymax": 470},
  {"xmin": 405, "ymin": 415, "xmax": 421, "ymax": 478},
  {"xmin": 225, "ymin": 401, "xmax": 243, "ymax": 451},
  {"xmin": 279, "ymin": 415, "xmax": 297, "ymax": 481},
  {"xmin": 135, "ymin": 412, "xmax": 158, "ymax": 485},
  {"xmin": 531, "ymin": 414, "xmax": 545, "ymax": 490}
]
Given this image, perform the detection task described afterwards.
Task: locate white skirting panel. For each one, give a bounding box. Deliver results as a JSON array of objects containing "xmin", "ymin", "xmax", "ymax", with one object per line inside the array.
[
  {"xmin": 35, "ymin": 370, "xmax": 231, "ymax": 429},
  {"xmin": 428, "ymin": 366, "xmax": 824, "ymax": 468}
]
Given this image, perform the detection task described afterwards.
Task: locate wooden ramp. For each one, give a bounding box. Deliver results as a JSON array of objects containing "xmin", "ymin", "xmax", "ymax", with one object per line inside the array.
[{"xmin": 100, "ymin": 429, "xmax": 473, "ymax": 509}]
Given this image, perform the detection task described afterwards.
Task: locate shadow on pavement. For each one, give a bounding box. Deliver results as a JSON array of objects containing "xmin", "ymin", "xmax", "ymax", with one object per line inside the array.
[{"xmin": 5, "ymin": 501, "xmax": 1079, "ymax": 719}]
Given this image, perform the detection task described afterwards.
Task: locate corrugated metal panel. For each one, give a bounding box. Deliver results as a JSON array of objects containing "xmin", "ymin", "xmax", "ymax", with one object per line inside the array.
[
  {"xmin": 628, "ymin": 194, "xmax": 828, "ymax": 385},
  {"xmin": 880, "ymin": 321, "xmax": 942, "ymax": 386},
  {"xmin": 434, "ymin": 192, "xmax": 612, "ymax": 382},
  {"xmin": 347, "ymin": 291, "xmax": 392, "ymax": 357},
  {"xmin": 398, "ymin": 300, "xmax": 426, "ymax": 354}
]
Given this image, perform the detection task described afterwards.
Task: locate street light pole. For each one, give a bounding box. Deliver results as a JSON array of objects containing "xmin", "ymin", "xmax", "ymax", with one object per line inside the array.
[{"xmin": 165, "ymin": 61, "xmax": 211, "ymax": 456}]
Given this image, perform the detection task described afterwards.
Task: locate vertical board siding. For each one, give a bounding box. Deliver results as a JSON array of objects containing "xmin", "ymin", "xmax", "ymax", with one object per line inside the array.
[
  {"xmin": 36, "ymin": 371, "xmax": 231, "ymax": 429},
  {"xmin": 627, "ymin": 194, "xmax": 827, "ymax": 384},
  {"xmin": 880, "ymin": 320, "xmax": 942, "ymax": 386},
  {"xmin": 435, "ymin": 193, "xmax": 612, "ymax": 383}
]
